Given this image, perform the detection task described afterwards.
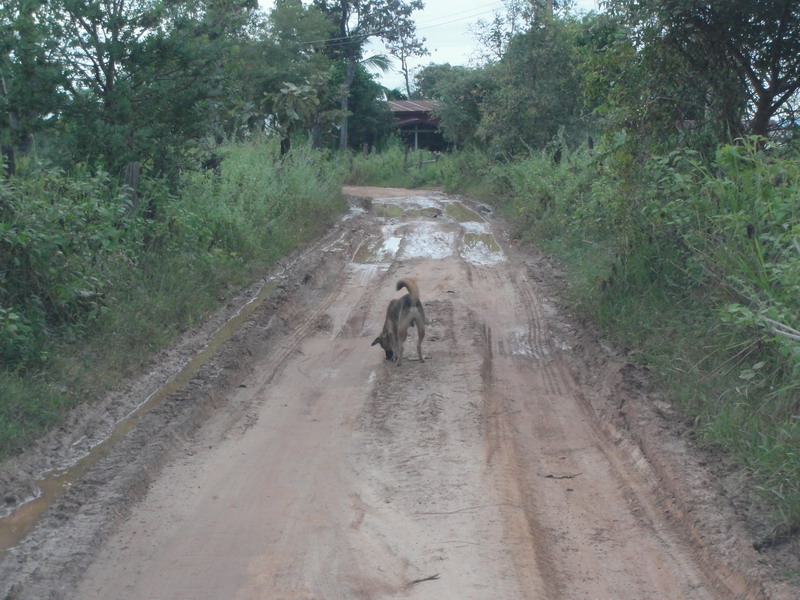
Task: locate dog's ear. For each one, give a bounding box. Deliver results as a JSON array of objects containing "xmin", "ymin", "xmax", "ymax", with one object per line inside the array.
[{"xmin": 371, "ymin": 337, "xmax": 381, "ymax": 346}]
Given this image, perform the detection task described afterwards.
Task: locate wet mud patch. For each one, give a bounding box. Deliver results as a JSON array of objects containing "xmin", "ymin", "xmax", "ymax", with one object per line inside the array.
[
  {"xmin": 372, "ymin": 202, "xmax": 405, "ymax": 218},
  {"xmin": 359, "ymin": 190, "xmax": 506, "ymax": 268},
  {"xmin": 445, "ymin": 202, "xmax": 483, "ymax": 223},
  {"xmin": 352, "ymin": 235, "xmax": 401, "ymax": 264},
  {"xmin": 460, "ymin": 232, "xmax": 504, "ymax": 266}
]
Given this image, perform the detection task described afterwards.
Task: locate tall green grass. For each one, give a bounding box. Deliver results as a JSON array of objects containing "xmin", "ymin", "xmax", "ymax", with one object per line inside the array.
[
  {"xmin": 0, "ymin": 137, "xmax": 346, "ymax": 458},
  {"xmin": 446, "ymin": 142, "xmax": 800, "ymax": 538},
  {"xmin": 344, "ymin": 140, "xmax": 448, "ymax": 188}
]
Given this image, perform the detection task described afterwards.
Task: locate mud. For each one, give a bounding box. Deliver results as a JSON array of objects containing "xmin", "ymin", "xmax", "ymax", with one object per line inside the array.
[{"xmin": 0, "ymin": 186, "xmax": 796, "ymax": 599}]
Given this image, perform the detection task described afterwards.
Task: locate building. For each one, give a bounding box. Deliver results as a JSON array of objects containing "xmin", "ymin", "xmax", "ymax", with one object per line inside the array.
[{"xmin": 386, "ymin": 99, "xmax": 449, "ymax": 151}]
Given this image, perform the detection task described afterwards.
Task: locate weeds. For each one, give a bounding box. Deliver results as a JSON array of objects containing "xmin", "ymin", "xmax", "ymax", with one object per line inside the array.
[
  {"xmin": 449, "ymin": 142, "xmax": 800, "ymax": 536},
  {"xmin": 0, "ymin": 137, "xmax": 345, "ymax": 459},
  {"xmin": 344, "ymin": 141, "xmax": 447, "ymax": 189}
]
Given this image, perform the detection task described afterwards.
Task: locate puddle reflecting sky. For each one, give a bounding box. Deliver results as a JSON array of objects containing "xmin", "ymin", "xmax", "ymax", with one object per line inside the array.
[{"xmin": 360, "ymin": 194, "xmax": 505, "ymax": 267}]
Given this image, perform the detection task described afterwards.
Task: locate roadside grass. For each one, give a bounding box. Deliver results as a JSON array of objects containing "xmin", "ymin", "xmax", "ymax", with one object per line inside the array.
[
  {"xmin": 446, "ymin": 144, "xmax": 800, "ymax": 539},
  {"xmin": 345, "ymin": 141, "xmax": 447, "ymax": 189},
  {"xmin": 0, "ymin": 137, "xmax": 346, "ymax": 459}
]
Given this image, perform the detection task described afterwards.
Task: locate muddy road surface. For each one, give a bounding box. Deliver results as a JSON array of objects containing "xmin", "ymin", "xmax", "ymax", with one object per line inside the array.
[{"xmin": 1, "ymin": 187, "xmax": 794, "ymax": 599}]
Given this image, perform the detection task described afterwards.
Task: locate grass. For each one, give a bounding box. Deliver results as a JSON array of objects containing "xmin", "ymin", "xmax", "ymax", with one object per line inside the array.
[
  {"xmin": 344, "ymin": 141, "xmax": 448, "ymax": 189},
  {"xmin": 0, "ymin": 137, "xmax": 347, "ymax": 459},
  {"xmin": 444, "ymin": 143, "xmax": 800, "ymax": 538}
]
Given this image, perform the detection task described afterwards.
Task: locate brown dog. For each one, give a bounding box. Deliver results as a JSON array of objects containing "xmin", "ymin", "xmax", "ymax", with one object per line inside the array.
[{"xmin": 372, "ymin": 278, "xmax": 426, "ymax": 366}]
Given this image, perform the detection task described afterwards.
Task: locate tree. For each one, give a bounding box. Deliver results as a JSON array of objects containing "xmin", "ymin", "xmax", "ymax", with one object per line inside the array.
[
  {"xmin": 477, "ymin": 12, "xmax": 585, "ymax": 155},
  {"xmin": 37, "ymin": 0, "xmax": 261, "ymax": 175},
  {"xmin": 386, "ymin": 31, "xmax": 428, "ymax": 98},
  {"xmin": 414, "ymin": 63, "xmax": 494, "ymax": 148},
  {"xmin": 338, "ymin": 63, "xmax": 395, "ymax": 150},
  {"xmin": 312, "ymin": 0, "xmax": 425, "ymax": 151},
  {"xmin": 609, "ymin": 0, "xmax": 800, "ymax": 139},
  {"xmin": 472, "ymin": 0, "xmax": 533, "ymax": 63},
  {"xmin": 272, "ymin": 81, "xmax": 320, "ymax": 154},
  {"xmin": 249, "ymin": 0, "xmax": 336, "ymax": 147},
  {"xmin": 0, "ymin": 0, "xmax": 65, "ymax": 174}
]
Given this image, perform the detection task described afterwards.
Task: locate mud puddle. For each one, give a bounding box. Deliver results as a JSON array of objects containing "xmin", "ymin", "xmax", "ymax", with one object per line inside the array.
[
  {"xmin": 0, "ymin": 279, "xmax": 281, "ymax": 554},
  {"xmin": 353, "ymin": 192, "xmax": 503, "ymax": 267}
]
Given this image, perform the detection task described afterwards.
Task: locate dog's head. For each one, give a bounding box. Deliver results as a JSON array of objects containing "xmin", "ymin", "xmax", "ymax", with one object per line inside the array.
[{"xmin": 371, "ymin": 336, "xmax": 394, "ymax": 360}]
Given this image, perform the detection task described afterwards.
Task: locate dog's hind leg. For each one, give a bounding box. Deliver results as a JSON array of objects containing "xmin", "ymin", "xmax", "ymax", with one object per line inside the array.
[
  {"xmin": 416, "ymin": 317, "xmax": 425, "ymax": 363},
  {"xmin": 395, "ymin": 333, "xmax": 404, "ymax": 366}
]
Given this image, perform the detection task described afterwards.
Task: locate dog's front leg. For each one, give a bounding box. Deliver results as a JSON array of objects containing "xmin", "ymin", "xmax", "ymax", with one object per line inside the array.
[{"xmin": 395, "ymin": 334, "xmax": 404, "ymax": 366}]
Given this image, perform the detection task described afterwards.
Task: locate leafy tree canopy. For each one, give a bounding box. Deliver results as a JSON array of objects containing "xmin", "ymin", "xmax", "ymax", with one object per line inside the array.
[{"xmin": 608, "ymin": 0, "xmax": 800, "ymax": 139}]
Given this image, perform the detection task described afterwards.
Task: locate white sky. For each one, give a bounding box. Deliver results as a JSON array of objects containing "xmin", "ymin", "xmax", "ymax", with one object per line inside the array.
[
  {"xmin": 260, "ymin": 0, "xmax": 603, "ymax": 92},
  {"xmin": 372, "ymin": 0, "xmax": 602, "ymax": 91}
]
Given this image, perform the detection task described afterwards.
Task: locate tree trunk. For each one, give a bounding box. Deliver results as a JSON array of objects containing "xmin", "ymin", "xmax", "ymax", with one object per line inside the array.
[
  {"xmin": 310, "ymin": 117, "xmax": 323, "ymax": 150},
  {"xmin": 1, "ymin": 145, "xmax": 15, "ymax": 177},
  {"xmin": 403, "ymin": 63, "xmax": 412, "ymax": 99},
  {"xmin": 749, "ymin": 92, "xmax": 773, "ymax": 139},
  {"xmin": 0, "ymin": 65, "xmax": 18, "ymax": 177},
  {"xmin": 339, "ymin": 56, "xmax": 358, "ymax": 152},
  {"xmin": 123, "ymin": 161, "xmax": 140, "ymax": 213}
]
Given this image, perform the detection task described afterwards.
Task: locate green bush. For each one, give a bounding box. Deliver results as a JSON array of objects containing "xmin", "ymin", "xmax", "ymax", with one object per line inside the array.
[
  {"xmin": 454, "ymin": 141, "xmax": 800, "ymax": 535},
  {"xmin": 0, "ymin": 168, "xmax": 144, "ymax": 369},
  {"xmin": 0, "ymin": 136, "xmax": 346, "ymax": 458},
  {"xmin": 345, "ymin": 141, "xmax": 447, "ymax": 188}
]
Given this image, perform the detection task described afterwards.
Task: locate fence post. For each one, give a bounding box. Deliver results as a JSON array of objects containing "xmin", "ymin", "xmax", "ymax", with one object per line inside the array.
[{"xmin": 124, "ymin": 161, "xmax": 140, "ymax": 213}]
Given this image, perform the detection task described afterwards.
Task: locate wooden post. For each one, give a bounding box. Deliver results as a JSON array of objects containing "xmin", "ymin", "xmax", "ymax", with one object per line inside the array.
[
  {"xmin": 124, "ymin": 161, "xmax": 140, "ymax": 213},
  {"xmin": 0, "ymin": 66, "xmax": 17, "ymax": 177}
]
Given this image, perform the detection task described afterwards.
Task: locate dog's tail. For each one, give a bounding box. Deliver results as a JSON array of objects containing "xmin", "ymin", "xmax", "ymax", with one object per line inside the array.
[{"xmin": 396, "ymin": 278, "xmax": 420, "ymax": 305}]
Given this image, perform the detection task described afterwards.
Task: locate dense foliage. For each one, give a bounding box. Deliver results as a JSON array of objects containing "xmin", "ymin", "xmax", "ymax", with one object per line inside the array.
[
  {"xmin": 0, "ymin": 0, "xmax": 417, "ymax": 177},
  {"xmin": 2, "ymin": 1, "xmax": 401, "ymax": 457},
  {"xmin": 1, "ymin": 137, "xmax": 346, "ymax": 456}
]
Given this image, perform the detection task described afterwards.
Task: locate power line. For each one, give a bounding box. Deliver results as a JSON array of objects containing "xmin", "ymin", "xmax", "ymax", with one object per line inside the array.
[
  {"xmin": 272, "ymin": 0, "xmax": 508, "ymax": 48},
  {"xmin": 414, "ymin": 1, "xmax": 506, "ymax": 33}
]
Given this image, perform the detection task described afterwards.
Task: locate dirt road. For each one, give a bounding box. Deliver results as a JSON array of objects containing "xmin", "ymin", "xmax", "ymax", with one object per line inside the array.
[{"xmin": 0, "ymin": 187, "xmax": 792, "ymax": 599}]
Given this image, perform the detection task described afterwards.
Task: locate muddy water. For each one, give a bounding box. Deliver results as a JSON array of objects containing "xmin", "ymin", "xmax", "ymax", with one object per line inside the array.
[
  {"xmin": 445, "ymin": 202, "xmax": 483, "ymax": 222},
  {"xmin": 0, "ymin": 280, "xmax": 280, "ymax": 554},
  {"xmin": 355, "ymin": 195, "xmax": 503, "ymax": 266}
]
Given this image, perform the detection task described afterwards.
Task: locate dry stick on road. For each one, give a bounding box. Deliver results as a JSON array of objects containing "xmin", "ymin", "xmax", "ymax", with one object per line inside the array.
[
  {"xmin": 406, "ymin": 573, "xmax": 441, "ymax": 587},
  {"xmin": 537, "ymin": 472, "xmax": 583, "ymax": 480}
]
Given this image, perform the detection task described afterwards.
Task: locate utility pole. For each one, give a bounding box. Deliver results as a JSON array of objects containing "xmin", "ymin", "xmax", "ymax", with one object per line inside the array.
[{"xmin": 0, "ymin": 64, "xmax": 17, "ymax": 176}]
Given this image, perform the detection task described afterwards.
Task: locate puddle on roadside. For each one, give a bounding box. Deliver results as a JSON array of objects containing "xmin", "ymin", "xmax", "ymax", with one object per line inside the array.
[
  {"xmin": 464, "ymin": 232, "xmax": 501, "ymax": 252},
  {"xmin": 405, "ymin": 207, "xmax": 442, "ymax": 218},
  {"xmin": 362, "ymin": 197, "xmax": 498, "ymax": 265},
  {"xmin": 461, "ymin": 232, "xmax": 504, "ymax": 266},
  {"xmin": 352, "ymin": 236, "xmax": 401, "ymax": 263},
  {"xmin": 0, "ymin": 279, "xmax": 281, "ymax": 555},
  {"xmin": 372, "ymin": 203, "xmax": 404, "ymax": 218},
  {"xmin": 446, "ymin": 203, "xmax": 484, "ymax": 223},
  {"xmin": 372, "ymin": 203, "xmax": 442, "ymax": 220}
]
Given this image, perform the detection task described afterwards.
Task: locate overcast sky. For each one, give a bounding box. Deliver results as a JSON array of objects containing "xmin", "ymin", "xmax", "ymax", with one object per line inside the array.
[
  {"xmin": 371, "ymin": 0, "xmax": 602, "ymax": 91},
  {"xmin": 259, "ymin": 0, "xmax": 603, "ymax": 92}
]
